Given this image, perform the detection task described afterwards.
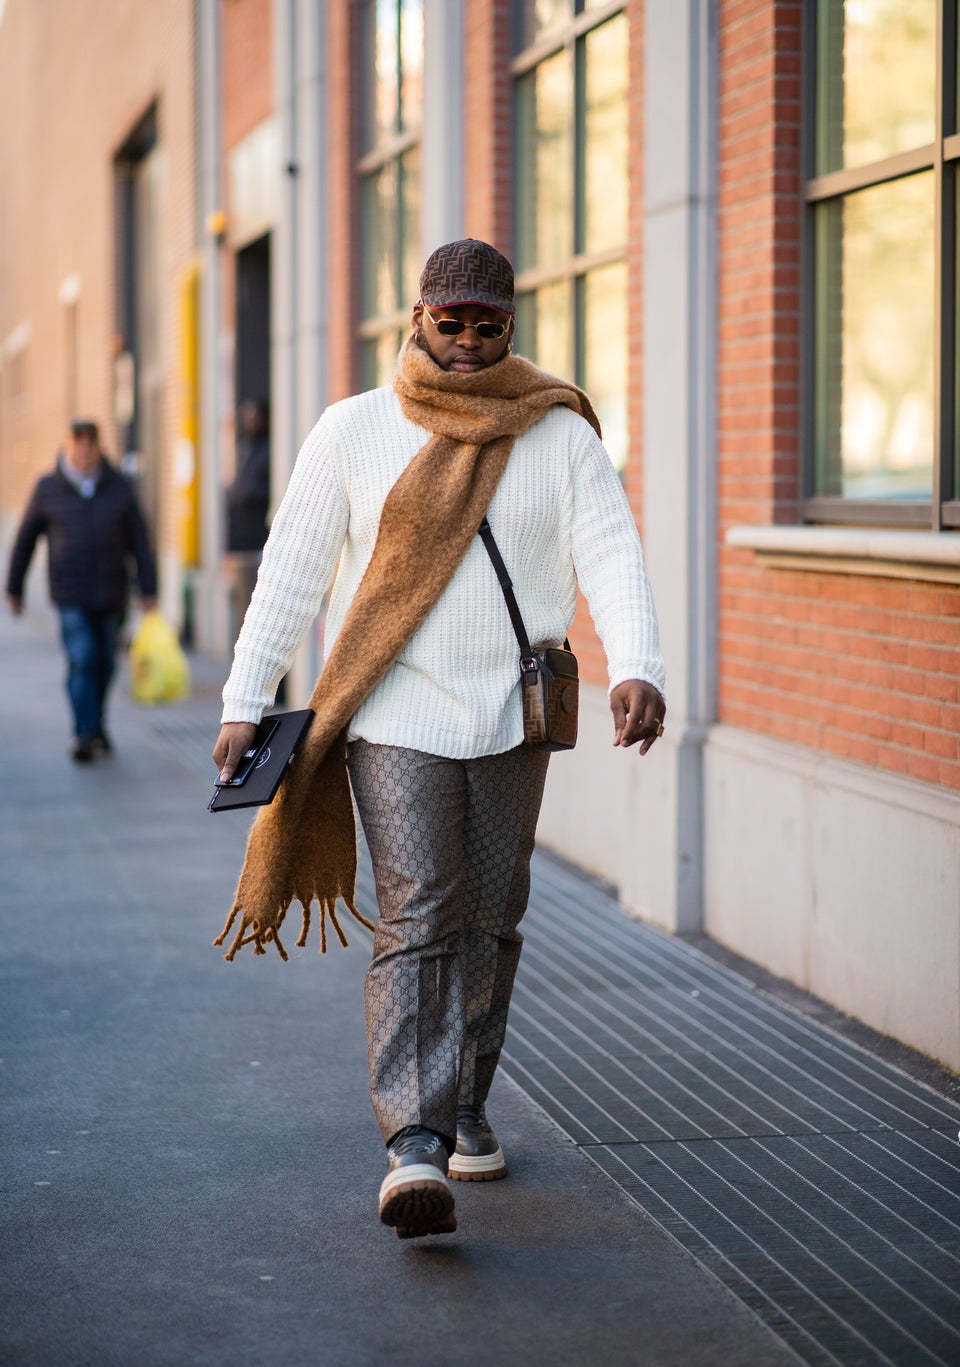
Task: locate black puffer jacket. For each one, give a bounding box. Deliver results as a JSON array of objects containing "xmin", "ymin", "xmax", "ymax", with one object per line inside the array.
[{"xmin": 6, "ymin": 458, "xmax": 157, "ymax": 613}]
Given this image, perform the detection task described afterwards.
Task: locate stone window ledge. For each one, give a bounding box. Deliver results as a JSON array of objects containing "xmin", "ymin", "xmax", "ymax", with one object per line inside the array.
[{"xmin": 725, "ymin": 525, "xmax": 960, "ymax": 584}]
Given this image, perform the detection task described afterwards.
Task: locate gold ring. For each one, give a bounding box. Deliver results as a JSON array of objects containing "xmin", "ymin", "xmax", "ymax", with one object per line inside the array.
[{"xmin": 655, "ymin": 720, "xmax": 664, "ymax": 737}]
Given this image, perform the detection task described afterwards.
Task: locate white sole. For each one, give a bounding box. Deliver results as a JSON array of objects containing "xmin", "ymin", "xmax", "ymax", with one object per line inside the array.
[
  {"xmin": 378, "ymin": 1164, "xmax": 456, "ymax": 1236},
  {"xmin": 448, "ymin": 1147, "xmax": 507, "ymax": 1181}
]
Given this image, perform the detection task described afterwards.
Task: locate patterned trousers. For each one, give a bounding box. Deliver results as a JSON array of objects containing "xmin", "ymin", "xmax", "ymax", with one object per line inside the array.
[{"xmin": 347, "ymin": 740, "xmax": 551, "ymax": 1150}]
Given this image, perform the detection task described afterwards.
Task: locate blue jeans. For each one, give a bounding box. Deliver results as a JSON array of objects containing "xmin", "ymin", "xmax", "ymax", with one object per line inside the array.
[{"xmin": 58, "ymin": 607, "xmax": 122, "ymax": 739}]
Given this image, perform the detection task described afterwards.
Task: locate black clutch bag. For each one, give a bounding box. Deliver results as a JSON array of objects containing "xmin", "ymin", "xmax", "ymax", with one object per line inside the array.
[
  {"xmin": 207, "ymin": 708, "xmax": 315, "ymax": 811},
  {"xmin": 478, "ymin": 518, "xmax": 578, "ymax": 752}
]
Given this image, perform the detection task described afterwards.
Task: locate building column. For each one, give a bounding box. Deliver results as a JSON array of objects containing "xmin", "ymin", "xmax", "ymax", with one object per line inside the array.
[
  {"xmin": 421, "ymin": 0, "xmax": 464, "ymax": 254},
  {"xmin": 272, "ymin": 0, "xmax": 328, "ymax": 702},
  {"xmin": 195, "ymin": 0, "xmax": 230, "ymax": 654},
  {"xmin": 629, "ymin": 0, "xmax": 718, "ymax": 931}
]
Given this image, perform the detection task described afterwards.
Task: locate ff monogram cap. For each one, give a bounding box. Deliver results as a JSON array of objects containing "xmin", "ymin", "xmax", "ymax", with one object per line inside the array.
[{"xmin": 419, "ymin": 239, "xmax": 515, "ymax": 316}]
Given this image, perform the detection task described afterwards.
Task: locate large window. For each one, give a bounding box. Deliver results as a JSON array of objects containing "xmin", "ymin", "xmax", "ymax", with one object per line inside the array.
[
  {"xmin": 807, "ymin": 0, "xmax": 959, "ymax": 527},
  {"xmin": 358, "ymin": 0, "xmax": 423, "ymax": 389},
  {"xmin": 513, "ymin": 1, "xmax": 629, "ymax": 470}
]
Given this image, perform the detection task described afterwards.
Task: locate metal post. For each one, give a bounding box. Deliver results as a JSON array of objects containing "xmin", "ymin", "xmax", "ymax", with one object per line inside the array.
[
  {"xmin": 422, "ymin": 0, "xmax": 464, "ymax": 254},
  {"xmin": 197, "ymin": 0, "xmax": 226, "ymax": 651}
]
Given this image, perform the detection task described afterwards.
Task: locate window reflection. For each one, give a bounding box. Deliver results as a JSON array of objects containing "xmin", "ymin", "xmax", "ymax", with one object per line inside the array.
[
  {"xmin": 399, "ymin": 0, "xmax": 423, "ymax": 131},
  {"xmin": 516, "ymin": 52, "xmax": 572, "ymax": 272},
  {"xmin": 584, "ymin": 263, "xmax": 628, "ymax": 472},
  {"xmin": 514, "ymin": 6, "xmax": 629, "ymax": 475},
  {"xmin": 956, "ymin": 179, "xmax": 960, "ymax": 497},
  {"xmin": 815, "ymin": 174, "xmax": 934, "ymax": 498},
  {"xmin": 516, "ymin": 0, "xmax": 573, "ymax": 50},
  {"xmin": 516, "ymin": 281, "xmax": 572, "ymax": 380},
  {"xmin": 816, "ymin": 0, "xmax": 935, "ymax": 175},
  {"xmin": 360, "ymin": 0, "xmax": 422, "ymax": 378},
  {"xmin": 362, "ymin": 163, "xmax": 398, "ymax": 319},
  {"xmin": 365, "ymin": 0, "xmax": 398, "ymax": 146},
  {"xmin": 584, "ymin": 16, "xmax": 627, "ymax": 254},
  {"xmin": 363, "ymin": 0, "xmax": 423, "ymax": 144},
  {"xmin": 362, "ymin": 330, "xmax": 405, "ymax": 391},
  {"xmin": 400, "ymin": 147, "xmax": 420, "ymax": 305}
]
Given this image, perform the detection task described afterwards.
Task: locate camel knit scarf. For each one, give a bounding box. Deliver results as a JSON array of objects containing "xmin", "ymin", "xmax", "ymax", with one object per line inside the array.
[{"xmin": 215, "ymin": 335, "xmax": 600, "ymax": 961}]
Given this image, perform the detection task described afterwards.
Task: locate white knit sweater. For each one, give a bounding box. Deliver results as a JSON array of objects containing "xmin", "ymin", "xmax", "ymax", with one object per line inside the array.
[{"xmin": 221, "ymin": 385, "xmax": 665, "ymax": 758}]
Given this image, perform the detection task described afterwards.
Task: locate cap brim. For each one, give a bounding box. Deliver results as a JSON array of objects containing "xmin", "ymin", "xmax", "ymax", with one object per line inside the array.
[{"xmin": 421, "ymin": 297, "xmax": 515, "ymax": 316}]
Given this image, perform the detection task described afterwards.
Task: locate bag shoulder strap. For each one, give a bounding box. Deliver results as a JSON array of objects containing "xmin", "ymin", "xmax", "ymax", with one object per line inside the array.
[{"xmin": 478, "ymin": 516, "xmax": 534, "ymax": 660}]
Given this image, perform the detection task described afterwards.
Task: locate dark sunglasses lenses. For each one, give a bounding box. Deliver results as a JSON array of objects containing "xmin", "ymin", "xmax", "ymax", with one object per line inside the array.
[{"xmin": 434, "ymin": 318, "xmax": 507, "ymax": 339}]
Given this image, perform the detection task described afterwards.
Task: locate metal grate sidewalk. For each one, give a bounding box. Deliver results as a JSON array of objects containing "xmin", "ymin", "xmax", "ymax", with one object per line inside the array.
[
  {"xmin": 499, "ymin": 850, "xmax": 960, "ymax": 1367},
  {"xmin": 220, "ymin": 739, "xmax": 958, "ymax": 1365}
]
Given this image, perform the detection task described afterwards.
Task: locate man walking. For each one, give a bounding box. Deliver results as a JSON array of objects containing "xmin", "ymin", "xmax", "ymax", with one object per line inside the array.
[
  {"xmin": 6, "ymin": 418, "xmax": 157, "ymax": 761},
  {"xmin": 212, "ymin": 240, "xmax": 665, "ymax": 1239}
]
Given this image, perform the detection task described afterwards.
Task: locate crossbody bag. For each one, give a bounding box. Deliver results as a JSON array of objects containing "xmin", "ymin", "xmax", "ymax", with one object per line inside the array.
[{"xmin": 478, "ymin": 517, "xmax": 579, "ymax": 751}]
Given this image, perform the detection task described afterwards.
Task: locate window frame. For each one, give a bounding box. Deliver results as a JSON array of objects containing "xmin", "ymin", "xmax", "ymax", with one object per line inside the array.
[
  {"xmin": 803, "ymin": 0, "xmax": 960, "ymax": 531},
  {"xmin": 511, "ymin": 0, "xmax": 627, "ymax": 453},
  {"xmin": 357, "ymin": 0, "xmax": 423, "ymax": 387}
]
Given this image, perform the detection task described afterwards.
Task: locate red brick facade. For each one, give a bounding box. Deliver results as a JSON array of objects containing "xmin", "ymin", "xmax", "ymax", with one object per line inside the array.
[
  {"xmin": 327, "ymin": 2, "xmax": 361, "ymax": 405},
  {"xmin": 0, "ymin": 0, "xmax": 195, "ymax": 556},
  {"xmin": 223, "ymin": 0, "xmax": 272, "ymax": 152},
  {"xmin": 463, "ymin": 0, "xmax": 514, "ymax": 251},
  {"xmin": 716, "ymin": 0, "xmax": 960, "ymax": 791}
]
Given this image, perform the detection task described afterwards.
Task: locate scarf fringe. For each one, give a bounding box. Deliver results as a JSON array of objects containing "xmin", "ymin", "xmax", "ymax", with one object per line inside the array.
[{"xmin": 214, "ymin": 895, "xmax": 375, "ymax": 962}]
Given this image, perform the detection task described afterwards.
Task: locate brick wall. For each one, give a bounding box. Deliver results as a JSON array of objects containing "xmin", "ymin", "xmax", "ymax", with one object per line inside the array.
[
  {"xmin": 463, "ymin": 0, "xmax": 513, "ymax": 251},
  {"xmin": 716, "ymin": 0, "xmax": 960, "ymax": 790},
  {"xmin": 223, "ymin": 0, "xmax": 272, "ymax": 152},
  {"xmin": 0, "ymin": 0, "xmax": 195, "ymax": 571}
]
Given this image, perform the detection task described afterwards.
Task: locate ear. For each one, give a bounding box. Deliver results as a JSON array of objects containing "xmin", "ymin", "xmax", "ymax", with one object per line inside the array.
[{"xmin": 412, "ymin": 302, "xmax": 424, "ymax": 332}]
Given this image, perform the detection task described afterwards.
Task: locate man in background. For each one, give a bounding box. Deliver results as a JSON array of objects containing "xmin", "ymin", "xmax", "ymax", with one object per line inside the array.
[
  {"xmin": 225, "ymin": 398, "xmax": 271, "ymax": 634},
  {"xmin": 6, "ymin": 418, "xmax": 157, "ymax": 762},
  {"xmin": 226, "ymin": 398, "xmax": 270, "ymax": 557}
]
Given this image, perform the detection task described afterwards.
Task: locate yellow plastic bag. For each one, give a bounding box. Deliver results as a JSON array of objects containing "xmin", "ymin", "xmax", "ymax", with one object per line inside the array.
[{"xmin": 129, "ymin": 610, "xmax": 191, "ymax": 704}]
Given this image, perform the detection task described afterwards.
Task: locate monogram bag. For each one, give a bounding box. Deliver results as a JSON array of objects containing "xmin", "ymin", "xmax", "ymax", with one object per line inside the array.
[{"xmin": 479, "ymin": 517, "xmax": 579, "ymax": 751}]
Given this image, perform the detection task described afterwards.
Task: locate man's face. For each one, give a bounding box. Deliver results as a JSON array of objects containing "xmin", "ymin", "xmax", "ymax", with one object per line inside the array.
[
  {"xmin": 67, "ymin": 433, "xmax": 101, "ymax": 474},
  {"xmin": 412, "ymin": 303, "xmax": 514, "ymax": 373}
]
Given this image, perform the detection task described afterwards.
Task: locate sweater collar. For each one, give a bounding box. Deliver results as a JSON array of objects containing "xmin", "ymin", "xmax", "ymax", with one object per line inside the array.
[{"xmin": 59, "ymin": 453, "xmax": 103, "ymax": 499}]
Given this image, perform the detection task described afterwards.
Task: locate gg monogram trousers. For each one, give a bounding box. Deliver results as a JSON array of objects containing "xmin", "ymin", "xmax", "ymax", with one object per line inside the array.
[{"xmin": 347, "ymin": 740, "xmax": 551, "ymax": 1149}]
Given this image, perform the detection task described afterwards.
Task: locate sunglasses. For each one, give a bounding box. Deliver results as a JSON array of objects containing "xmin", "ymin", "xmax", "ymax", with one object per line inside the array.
[{"xmin": 422, "ymin": 309, "xmax": 509, "ymax": 340}]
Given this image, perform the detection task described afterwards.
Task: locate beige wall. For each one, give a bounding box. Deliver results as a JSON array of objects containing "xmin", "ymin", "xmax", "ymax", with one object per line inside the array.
[{"xmin": 702, "ymin": 726, "xmax": 960, "ymax": 1073}]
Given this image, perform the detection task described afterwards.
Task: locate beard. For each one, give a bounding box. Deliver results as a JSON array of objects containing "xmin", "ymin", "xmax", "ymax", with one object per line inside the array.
[{"xmin": 413, "ymin": 327, "xmax": 510, "ymax": 369}]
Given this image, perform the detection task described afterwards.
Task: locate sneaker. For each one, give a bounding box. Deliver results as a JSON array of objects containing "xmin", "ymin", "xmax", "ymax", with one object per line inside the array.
[
  {"xmin": 91, "ymin": 732, "xmax": 113, "ymax": 756},
  {"xmin": 378, "ymin": 1126, "xmax": 456, "ymax": 1238},
  {"xmin": 448, "ymin": 1104, "xmax": 507, "ymax": 1182},
  {"xmin": 70, "ymin": 736, "xmax": 98, "ymax": 764}
]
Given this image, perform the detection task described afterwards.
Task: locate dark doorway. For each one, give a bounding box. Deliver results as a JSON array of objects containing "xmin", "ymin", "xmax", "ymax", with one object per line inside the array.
[
  {"xmin": 228, "ymin": 233, "xmax": 273, "ymax": 648},
  {"xmin": 236, "ymin": 234, "xmax": 271, "ymax": 418},
  {"xmin": 114, "ymin": 105, "xmax": 161, "ymax": 535}
]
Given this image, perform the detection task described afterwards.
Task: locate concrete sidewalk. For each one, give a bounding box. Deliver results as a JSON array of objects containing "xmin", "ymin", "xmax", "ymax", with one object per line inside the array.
[
  {"xmin": 2, "ymin": 607, "xmax": 958, "ymax": 1366},
  {"xmin": 0, "ymin": 608, "xmax": 792, "ymax": 1367}
]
